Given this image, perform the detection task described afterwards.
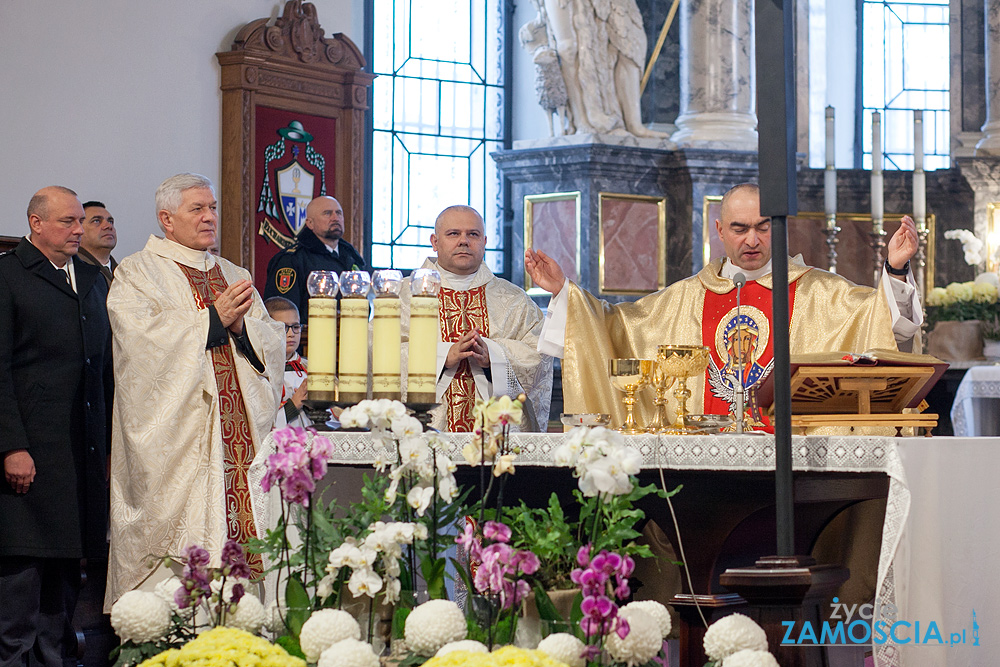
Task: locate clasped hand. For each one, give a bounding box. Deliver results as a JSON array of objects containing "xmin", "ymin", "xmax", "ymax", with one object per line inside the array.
[
  {"xmin": 446, "ymin": 329, "xmax": 490, "ymax": 369},
  {"xmin": 214, "ymin": 279, "xmax": 254, "ymax": 334}
]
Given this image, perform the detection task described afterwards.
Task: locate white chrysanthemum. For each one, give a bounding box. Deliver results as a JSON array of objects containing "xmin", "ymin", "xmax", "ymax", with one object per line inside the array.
[
  {"xmin": 317, "ymin": 638, "xmax": 379, "ymax": 667},
  {"xmin": 537, "ymin": 633, "xmax": 587, "ymax": 667},
  {"xmin": 110, "ymin": 590, "xmax": 172, "ymax": 643},
  {"xmin": 703, "ymin": 613, "xmax": 768, "ymax": 662},
  {"xmin": 436, "ymin": 640, "xmax": 489, "ymax": 656},
  {"xmin": 299, "ymin": 609, "xmax": 362, "ymax": 662},
  {"xmin": 225, "ymin": 592, "xmax": 266, "ymax": 634},
  {"xmin": 605, "ymin": 608, "xmax": 662, "ymax": 666},
  {"xmin": 404, "ymin": 599, "xmax": 467, "ymax": 656},
  {"xmin": 317, "ymin": 639, "xmax": 379, "ymax": 667},
  {"xmin": 623, "ymin": 600, "xmax": 672, "ymax": 638},
  {"xmin": 722, "ymin": 649, "xmax": 780, "ymax": 667},
  {"xmin": 264, "ymin": 600, "xmax": 286, "ymax": 634}
]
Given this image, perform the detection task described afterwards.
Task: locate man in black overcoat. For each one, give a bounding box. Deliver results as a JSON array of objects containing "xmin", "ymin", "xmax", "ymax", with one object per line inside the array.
[
  {"xmin": 263, "ymin": 195, "xmax": 365, "ymax": 328},
  {"xmin": 0, "ymin": 186, "xmax": 113, "ymax": 667}
]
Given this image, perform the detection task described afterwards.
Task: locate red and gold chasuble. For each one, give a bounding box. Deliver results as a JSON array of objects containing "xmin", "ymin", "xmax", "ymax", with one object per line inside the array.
[
  {"xmin": 176, "ymin": 263, "xmax": 263, "ymax": 575},
  {"xmin": 439, "ymin": 285, "xmax": 489, "ymax": 432},
  {"xmin": 701, "ymin": 279, "xmax": 798, "ymax": 432}
]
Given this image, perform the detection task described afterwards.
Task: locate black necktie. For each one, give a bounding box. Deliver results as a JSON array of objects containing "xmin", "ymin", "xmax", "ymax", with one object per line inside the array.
[{"xmin": 58, "ymin": 268, "xmax": 71, "ymax": 285}]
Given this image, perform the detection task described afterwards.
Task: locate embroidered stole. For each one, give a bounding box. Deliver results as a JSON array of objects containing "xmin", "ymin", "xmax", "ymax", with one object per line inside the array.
[
  {"xmin": 176, "ymin": 263, "xmax": 262, "ymax": 575},
  {"xmin": 439, "ymin": 285, "xmax": 489, "ymax": 432},
  {"xmin": 701, "ymin": 280, "xmax": 797, "ymax": 432}
]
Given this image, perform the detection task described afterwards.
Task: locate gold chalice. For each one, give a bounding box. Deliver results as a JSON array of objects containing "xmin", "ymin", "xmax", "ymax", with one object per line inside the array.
[
  {"xmin": 646, "ymin": 351, "xmax": 675, "ymax": 433},
  {"xmin": 609, "ymin": 358, "xmax": 654, "ymax": 434},
  {"xmin": 658, "ymin": 345, "xmax": 711, "ymax": 434}
]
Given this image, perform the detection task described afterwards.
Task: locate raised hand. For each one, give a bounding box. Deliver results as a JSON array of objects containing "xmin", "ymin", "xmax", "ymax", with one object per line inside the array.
[
  {"xmin": 887, "ymin": 215, "xmax": 919, "ymax": 276},
  {"xmin": 524, "ymin": 248, "xmax": 566, "ymax": 295}
]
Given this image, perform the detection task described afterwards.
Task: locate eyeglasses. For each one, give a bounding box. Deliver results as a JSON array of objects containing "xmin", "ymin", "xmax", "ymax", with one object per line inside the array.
[{"xmin": 284, "ymin": 324, "xmax": 306, "ymax": 334}]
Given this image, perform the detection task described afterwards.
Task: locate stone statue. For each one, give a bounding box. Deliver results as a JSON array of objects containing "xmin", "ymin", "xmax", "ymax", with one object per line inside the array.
[
  {"xmin": 519, "ymin": 16, "xmax": 570, "ymax": 136},
  {"xmin": 522, "ymin": 0, "xmax": 665, "ymax": 138}
]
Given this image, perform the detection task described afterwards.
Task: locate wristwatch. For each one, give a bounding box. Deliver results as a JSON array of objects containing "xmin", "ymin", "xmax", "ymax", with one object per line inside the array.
[{"xmin": 884, "ymin": 259, "xmax": 910, "ymax": 276}]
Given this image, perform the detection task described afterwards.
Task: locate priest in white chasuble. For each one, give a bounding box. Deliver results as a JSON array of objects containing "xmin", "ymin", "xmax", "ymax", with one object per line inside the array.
[
  {"xmin": 400, "ymin": 205, "xmax": 553, "ymax": 432},
  {"xmin": 525, "ymin": 183, "xmax": 923, "ymax": 430},
  {"xmin": 104, "ymin": 174, "xmax": 284, "ymax": 609}
]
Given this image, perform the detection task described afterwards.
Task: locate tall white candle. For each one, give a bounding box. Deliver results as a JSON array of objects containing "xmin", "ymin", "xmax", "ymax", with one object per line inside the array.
[
  {"xmin": 825, "ymin": 106, "xmax": 837, "ymax": 223},
  {"xmin": 871, "ymin": 111, "xmax": 884, "ymax": 227},
  {"xmin": 913, "ymin": 110, "xmax": 926, "ymax": 226}
]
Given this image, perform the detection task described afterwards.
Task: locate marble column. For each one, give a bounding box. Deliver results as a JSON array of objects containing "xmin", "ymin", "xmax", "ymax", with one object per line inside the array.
[
  {"xmin": 670, "ymin": 0, "xmax": 757, "ymax": 150},
  {"xmin": 976, "ymin": 0, "xmax": 1000, "ymax": 154}
]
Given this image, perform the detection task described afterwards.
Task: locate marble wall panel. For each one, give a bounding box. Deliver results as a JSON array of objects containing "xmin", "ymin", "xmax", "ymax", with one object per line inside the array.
[
  {"xmin": 599, "ymin": 196, "xmax": 664, "ymax": 292},
  {"xmin": 525, "ymin": 195, "xmax": 580, "ymax": 288}
]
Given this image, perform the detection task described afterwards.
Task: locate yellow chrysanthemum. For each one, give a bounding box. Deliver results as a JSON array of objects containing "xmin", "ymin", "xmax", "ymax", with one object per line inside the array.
[
  {"xmin": 137, "ymin": 627, "xmax": 305, "ymax": 667},
  {"xmin": 422, "ymin": 646, "xmax": 570, "ymax": 667}
]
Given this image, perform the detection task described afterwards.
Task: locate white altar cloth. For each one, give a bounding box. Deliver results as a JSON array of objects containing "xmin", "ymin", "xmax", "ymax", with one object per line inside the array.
[
  {"xmin": 950, "ymin": 364, "xmax": 1000, "ymax": 436},
  {"xmin": 319, "ymin": 431, "xmax": 908, "ymax": 667}
]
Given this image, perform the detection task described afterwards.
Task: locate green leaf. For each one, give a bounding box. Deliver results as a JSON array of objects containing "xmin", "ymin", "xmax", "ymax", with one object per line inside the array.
[
  {"xmin": 284, "ymin": 575, "xmax": 311, "ymax": 637},
  {"xmin": 532, "ymin": 585, "xmax": 565, "ymax": 623},
  {"xmin": 421, "ymin": 556, "xmax": 448, "ymax": 599},
  {"xmin": 275, "ymin": 635, "xmax": 306, "ymax": 659},
  {"xmin": 449, "ymin": 556, "xmax": 474, "ymax": 595}
]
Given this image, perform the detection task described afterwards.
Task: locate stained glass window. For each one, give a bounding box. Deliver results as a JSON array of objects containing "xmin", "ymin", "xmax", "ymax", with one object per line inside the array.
[
  {"xmin": 370, "ymin": 0, "xmax": 507, "ymax": 272},
  {"xmin": 861, "ymin": 0, "xmax": 950, "ymax": 170}
]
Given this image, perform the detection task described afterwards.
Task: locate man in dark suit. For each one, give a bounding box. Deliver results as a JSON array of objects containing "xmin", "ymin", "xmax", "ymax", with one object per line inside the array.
[
  {"xmin": 0, "ymin": 186, "xmax": 113, "ymax": 667},
  {"xmin": 263, "ymin": 196, "xmax": 365, "ymax": 328},
  {"xmin": 76, "ymin": 200, "xmax": 118, "ymax": 286}
]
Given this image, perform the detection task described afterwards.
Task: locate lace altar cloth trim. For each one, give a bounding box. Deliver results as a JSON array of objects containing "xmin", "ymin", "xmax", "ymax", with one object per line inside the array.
[
  {"xmin": 264, "ymin": 431, "xmax": 910, "ymax": 667},
  {"xmin": 950, "ymin": 366, "xmax": 1000, "ymax": 436}
]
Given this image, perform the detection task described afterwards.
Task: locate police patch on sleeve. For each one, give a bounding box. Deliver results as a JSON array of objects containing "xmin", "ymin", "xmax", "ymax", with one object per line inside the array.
[{"xmin": 276, "ymin": 267, "xmax": 296, "ymax": 294}]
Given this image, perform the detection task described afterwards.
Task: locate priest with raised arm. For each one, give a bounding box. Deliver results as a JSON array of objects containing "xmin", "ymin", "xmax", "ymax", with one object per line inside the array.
[
  {"xmin": 401, "ymin": 205, "xmax": 553, "ymax": 432},
  {"xmin": 525, "ymin": 183, "xmax": 922, "ymax": 429},
  {"xmin": 104, "ymin": 173, "xmax": 284, "ymax": 609}
]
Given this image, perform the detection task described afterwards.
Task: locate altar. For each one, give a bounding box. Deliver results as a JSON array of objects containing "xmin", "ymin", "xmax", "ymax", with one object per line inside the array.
[{"xmin": 325, "ymin": 431, "xmax": 908, "ymax": 666}]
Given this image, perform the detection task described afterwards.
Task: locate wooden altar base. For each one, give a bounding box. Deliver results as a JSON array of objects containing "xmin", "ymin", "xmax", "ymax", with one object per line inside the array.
[{"xmin": 720, "ymin": 556, "xmax": 849, "ymax": 667}]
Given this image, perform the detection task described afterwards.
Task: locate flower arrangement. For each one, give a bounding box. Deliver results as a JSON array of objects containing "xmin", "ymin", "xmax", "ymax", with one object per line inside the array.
[
  {"xmin": 136, "ymin": 627, "xmax": 304, "ymax": 667},
  {"xmin": 108, "ymin": 540, "xmax": 266, "ymax": 667},
  {"xmin": 930, "ymin": 230, "xmax": 1000, "ymax": 338}
]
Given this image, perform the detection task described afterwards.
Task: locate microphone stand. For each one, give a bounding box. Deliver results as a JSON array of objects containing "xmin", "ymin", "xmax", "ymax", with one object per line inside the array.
[{"xmin": 733, "ymin": 273, "xmax": 747, "ymax": 434}]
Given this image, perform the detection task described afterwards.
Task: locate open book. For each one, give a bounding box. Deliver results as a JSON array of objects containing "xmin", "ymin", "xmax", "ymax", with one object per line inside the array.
[{"xmin": 757, "ymin": 349, "xmax": 948, "ymax": 414}]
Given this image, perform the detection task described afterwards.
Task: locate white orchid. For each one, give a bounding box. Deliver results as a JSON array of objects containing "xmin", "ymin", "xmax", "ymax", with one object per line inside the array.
[
  {"xmin": 945, "ymin": 229, "xmax": 987, "ymax": 266},
  {"xmin": 348, "ymin": 567, "xmax": 383, "ymax": 598},
  {"xmin": 557, "ymin": 426, "xmax": 641, "ymax": 498}
]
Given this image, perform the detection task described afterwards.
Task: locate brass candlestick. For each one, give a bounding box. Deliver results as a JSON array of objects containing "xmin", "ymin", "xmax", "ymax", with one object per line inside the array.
[
  {"xmin": 658, "ymin": 345, "xmax": 711, "ymax": 434},
  {"xmin": 609, "ymin": 358, "xmax": 653, "ymax": 434}
]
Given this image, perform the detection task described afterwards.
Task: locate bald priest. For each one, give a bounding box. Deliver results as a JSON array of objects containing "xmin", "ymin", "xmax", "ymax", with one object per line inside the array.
[{"xmin": 525, "ymin": 183, "xmax": 923, "ymax": 430}]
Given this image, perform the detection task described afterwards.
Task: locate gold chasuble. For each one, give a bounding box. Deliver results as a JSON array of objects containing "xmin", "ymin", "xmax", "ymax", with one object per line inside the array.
[
  {"xmin": 439, "ymin": 285, "xmax": 490, "ymax": 431},
  {"xmin": 563, "ymin": 258, "xmax": 898, "ymax": 428},
  {"xmin": 176, "ymin": 263, "xmax": 263, "ymax": 576},
  {"xmin": 104, "ymin": 235, "xmax": 284, "ymax": 610}
]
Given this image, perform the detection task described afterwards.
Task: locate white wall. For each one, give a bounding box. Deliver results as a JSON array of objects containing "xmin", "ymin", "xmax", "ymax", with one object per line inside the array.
[{"xmin": 0, "ymin": 0, "xmax": 362, "ymax": 258}]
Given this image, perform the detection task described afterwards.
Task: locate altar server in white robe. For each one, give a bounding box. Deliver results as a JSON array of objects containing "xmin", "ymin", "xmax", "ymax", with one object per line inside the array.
[
  {"xmin": 104, "ymin": 174, "xmax": 284, "ymax": 609},
  {"xmin": 400, "ymin": 205, "xmax": 553, "ymax": 432}
]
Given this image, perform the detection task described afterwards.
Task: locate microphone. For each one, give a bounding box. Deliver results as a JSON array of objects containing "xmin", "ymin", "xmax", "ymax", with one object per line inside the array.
[{"xmin": 733, "ymin": 273, "xmax": 747, "ymax": 434}]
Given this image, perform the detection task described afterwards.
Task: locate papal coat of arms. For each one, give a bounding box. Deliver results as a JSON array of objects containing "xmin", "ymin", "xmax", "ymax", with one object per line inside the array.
[{"xmin": 257, "ymin": 120, "xmax": 327, "ymax": 248}]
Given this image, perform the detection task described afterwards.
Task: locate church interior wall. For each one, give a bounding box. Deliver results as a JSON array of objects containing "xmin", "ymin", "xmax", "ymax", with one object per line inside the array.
[{"xmin": 0, "ymin": 0, "xmax": 362, "ymax": 259}]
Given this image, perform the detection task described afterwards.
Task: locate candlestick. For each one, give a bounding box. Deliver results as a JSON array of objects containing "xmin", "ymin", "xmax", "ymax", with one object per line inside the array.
[
  {"xmin": 338, "ymin": 271, "xmax": 371, "ymax": 403},
  {"xmin": 825, "ymin": 106, "xmax": 836, "ymax": 220},
  {"xmin": 305, "ymin": 271, "xmax": 339, "ymax": 402},
  {"xmin": 407, "ymin": 268, "xmax": 441, "ymax": 405},
  {"xmin": 871, "ymin": 111, "xmax": 884, "ymax": 225},
  {"xmin": 913, "ymin": 110, "xmax": 926, "ymax": 228},
  {"xmin": 372, "ymin": 270, "xmax": 403, "ymax": 399}
]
